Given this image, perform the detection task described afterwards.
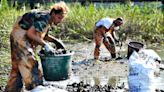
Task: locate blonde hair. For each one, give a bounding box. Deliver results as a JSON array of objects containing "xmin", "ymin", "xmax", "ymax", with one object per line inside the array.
[{"xmin": 50, "ymin": 1, "xmax": 69, "ymax": 14}]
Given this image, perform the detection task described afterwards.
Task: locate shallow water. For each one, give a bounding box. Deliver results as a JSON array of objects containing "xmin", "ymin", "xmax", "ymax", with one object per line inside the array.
[
  {"xmin": 22, "ymin": 42, "xmax": 164, "ymax": 92},
  {"xmin": 65, "ymin": 42, "xmax": 164, "ymax": 90}
]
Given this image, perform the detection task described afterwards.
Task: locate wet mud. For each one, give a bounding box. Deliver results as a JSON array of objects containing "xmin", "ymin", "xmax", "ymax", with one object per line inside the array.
[{"xmin": 1, "ymin": 41, "xmax": 164, "ymax": 92}]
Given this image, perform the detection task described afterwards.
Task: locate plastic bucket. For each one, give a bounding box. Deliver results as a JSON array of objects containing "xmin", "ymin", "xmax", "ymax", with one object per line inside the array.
[
  {"xmin": 39, "ymin": 51, "xmax": 74, "ymax": 81},
  {"xmin": 127, "ymin": 41, "xmax": 144, "ymax": 59}
]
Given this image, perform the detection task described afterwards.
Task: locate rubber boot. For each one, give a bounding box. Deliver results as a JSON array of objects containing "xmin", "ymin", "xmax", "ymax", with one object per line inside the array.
[{"xmin": 111, "ymin": 53, "xmax": 116, "ymax": 59}]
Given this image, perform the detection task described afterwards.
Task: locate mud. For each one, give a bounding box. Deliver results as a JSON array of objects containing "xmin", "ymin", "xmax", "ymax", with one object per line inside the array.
[{"xmin": 1, "ymin": 41, "xmax": 164, "ymax": 92}]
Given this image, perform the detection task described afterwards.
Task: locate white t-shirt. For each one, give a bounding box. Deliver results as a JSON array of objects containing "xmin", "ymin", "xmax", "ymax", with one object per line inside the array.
[{"xmin": 95, "ymin": 17, "xmax": 114, "ymax": 29}]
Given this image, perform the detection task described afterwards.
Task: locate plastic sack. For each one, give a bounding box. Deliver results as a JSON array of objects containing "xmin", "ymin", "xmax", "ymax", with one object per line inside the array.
[{"xmin": 128, "ymin": 49, "xmax": 161, "ymax": 92}]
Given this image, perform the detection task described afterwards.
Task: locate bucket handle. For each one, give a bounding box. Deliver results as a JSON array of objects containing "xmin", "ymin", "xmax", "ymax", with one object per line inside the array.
[{"xmin": 38, "ymin": 51, "xmax": 74, "ymax": 57}]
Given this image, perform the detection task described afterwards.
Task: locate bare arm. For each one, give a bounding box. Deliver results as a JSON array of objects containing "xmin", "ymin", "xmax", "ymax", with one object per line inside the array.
[
  {"xmin": 44, "ymin": 34, "xmax": 65, "ymax": 49},
  {"xmin": 44, "ymin": 34, "xmax": 58, "ymax": 42},
  {"xmin": 26, "ymin": 26, "xmax": 46, "ymax": 46}
]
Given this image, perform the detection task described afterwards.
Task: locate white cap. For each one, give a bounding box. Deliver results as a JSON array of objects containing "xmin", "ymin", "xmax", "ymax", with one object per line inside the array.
[{"xmin": 96, "ymin": 18, "xmax": 114, "ymax": 29}]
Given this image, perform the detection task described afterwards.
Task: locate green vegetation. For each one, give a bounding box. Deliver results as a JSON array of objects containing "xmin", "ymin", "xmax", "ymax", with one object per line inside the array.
[
  {"xmin": 0, "ymin": 1, "xmax": 163, "ymax": 48},
  {"xmin": 62, "ymin": 2, "xmax": 163, "ymax": 42},
  {"xmin": 0, "ymin": 0, "xmax": 163, "ymax": 87}
]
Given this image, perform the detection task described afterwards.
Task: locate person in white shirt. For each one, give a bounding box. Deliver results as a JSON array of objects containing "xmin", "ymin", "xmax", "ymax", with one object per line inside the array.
[{"xmin": 94, "ymin": 17, "xmax": 123, "ymax": 60}]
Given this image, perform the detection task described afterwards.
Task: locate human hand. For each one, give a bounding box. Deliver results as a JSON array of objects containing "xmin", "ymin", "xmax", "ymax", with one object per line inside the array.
[
  {"xmin": 115, "ymin": 39, "xmax": 120, "ymax": 46},
  {"xmin": 104, "ymin": 37, "xmax": 109, "ymax": 42},
  {"xmin": 44, "ymin": 42, "xmax": 55, "ymax": 52},
  {"xmin": 115, "ymin": 39, "xmax": 120, "ymax": 43}
]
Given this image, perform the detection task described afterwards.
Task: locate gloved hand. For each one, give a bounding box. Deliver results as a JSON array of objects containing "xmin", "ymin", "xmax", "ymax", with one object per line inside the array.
[
  {"xmin": 104, "ymin": 37, "xmax": 109, "ymax": 42},
  {"xmin": 115, "ymin": 39, "xmax": 120, "ymax": 43},
  {"xmin": 115, "ymin": 39, "xmax": 120, "ymax": 46},
  {"xmin": 44, "ymin": 42, "xmax": 55, "ymax": 52}
]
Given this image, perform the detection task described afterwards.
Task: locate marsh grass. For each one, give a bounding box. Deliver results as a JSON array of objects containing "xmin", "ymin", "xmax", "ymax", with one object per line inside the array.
[
  {"xmin": 0, "ymin": 1, "xmax": 163, "ymax": 58},
  {"xmin": 61, "ymin": 2, "xmax": 163, "ymax": 42},
  {"xmin": 0, "ymin": 1, "xmax": 163, "ymax": 43},
  {"xmin": 0, "ymin": 0, "xmax": 163, "ymax": 87},
  {"xmin": 0, "ymin": 1, "xmax": 163, "ymax": 62}
]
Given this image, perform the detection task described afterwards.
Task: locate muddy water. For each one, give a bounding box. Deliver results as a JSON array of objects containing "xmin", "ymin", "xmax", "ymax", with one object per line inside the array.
[{"xmin": 65, "ymin": 41, "xmax": 164, "ymax": 90}]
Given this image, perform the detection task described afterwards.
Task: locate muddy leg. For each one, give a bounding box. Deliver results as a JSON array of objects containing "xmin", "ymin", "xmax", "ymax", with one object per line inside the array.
[
  {"xmin": 103, "ymin": 37, "xmax": 116, "ymax": 58},
  {"xmin": 18, "ymin": 55, "xmax": 43, "ymax": 91},
  {"xmin": 5, "ymin": 62, "xmax": 23, "ymax": 92},
  {"xmin": 94, "ymin": 33, "xmax": 102, "ymax": 60}
]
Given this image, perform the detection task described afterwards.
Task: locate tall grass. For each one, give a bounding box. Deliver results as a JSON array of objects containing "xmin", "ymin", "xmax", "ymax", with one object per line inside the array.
[
  {"xmin": 0, "ymin": 0, "xmax": 27, "ymax": 53},
  {"xmin": 59, "ymin": 2, "xmax": 163, "ymax": 42},
  {"xmin": 0, "ymin": 0, "xmax": 163, "ymax": 87},
  {"xmin": 0, "ymin": 1, "xmax": 163, "ymax": 51},
  {"xmin": 0, "ymin": 0, "xmax": 26, "ymax": 31}
]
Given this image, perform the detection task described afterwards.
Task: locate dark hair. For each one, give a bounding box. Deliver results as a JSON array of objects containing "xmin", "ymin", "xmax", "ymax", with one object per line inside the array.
[
  {"xmin": 113, "ymin": 17, "xmax": 123, "ymax": 26},
  {"xmin": 116, "ymin": 17, "xmax": 123, "ymax": 21},
  {"xmin": 50, "ymin": 9, "xmax": 64, "ymax": 15}
]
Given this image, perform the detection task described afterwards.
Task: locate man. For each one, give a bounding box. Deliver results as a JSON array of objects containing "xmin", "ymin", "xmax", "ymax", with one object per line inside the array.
[
  {"xmin": 5, "ymin": 1, "xmax": 69, "ymax": 92},
  {"xmin": 94, "ymin": 17, "xmax": 123, "ymax": 60}
]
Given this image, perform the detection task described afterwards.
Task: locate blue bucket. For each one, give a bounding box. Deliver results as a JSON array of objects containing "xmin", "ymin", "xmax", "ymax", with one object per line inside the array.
[{"xmin": 39, "ymin": 51, "xmax": 74, "ymax": 81}]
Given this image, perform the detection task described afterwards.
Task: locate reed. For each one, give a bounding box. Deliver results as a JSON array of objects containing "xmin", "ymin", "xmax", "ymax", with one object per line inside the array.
[{"xmin": 0, "ymin": 1, "xmax": 163, "ymax": 51}]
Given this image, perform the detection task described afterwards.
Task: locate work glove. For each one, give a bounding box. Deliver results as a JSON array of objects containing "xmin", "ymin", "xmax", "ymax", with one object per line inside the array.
[
  {"xmin": 115, "ymin": 40, "xmax": 120, "ymax": 47},
  {"xmin": 44, "ymin": 42, "xmax": 55, "ymax": 52},
  {"xmin": 104, "ymin": 37, "xmax": 109, "ymax": 43},
  {"xmin": 115, "ymin": 38, "xmax": 119, "ymax": 44}
]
